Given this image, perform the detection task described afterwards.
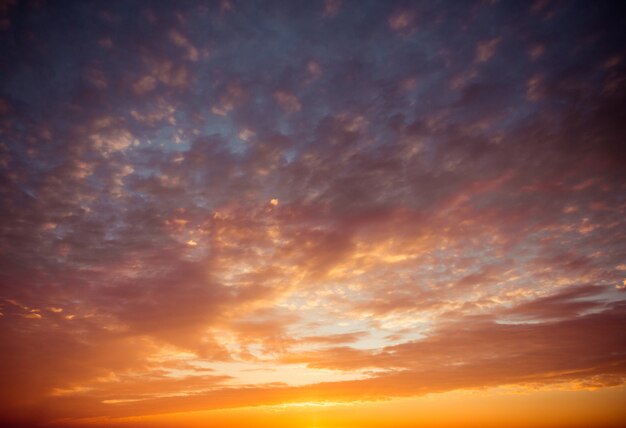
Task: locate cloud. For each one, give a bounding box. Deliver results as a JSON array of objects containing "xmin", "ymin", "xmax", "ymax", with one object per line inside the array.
[
  {"xmin": 0, "ymin": 0, "xmax": 625, "ymax": 426},
  {"xmin": 475, "ymin": 38, "xmax": 501, "ymax": 63}
]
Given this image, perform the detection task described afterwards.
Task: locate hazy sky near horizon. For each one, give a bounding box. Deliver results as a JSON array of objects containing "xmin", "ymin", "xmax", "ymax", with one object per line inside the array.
[{"xmin": 0, "ymin": 0, "xmax": 625, "ymax": 427}]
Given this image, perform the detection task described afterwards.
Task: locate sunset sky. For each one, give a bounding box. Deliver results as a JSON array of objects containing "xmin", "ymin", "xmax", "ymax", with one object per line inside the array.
[{"xmin": 1, "ymin": 0, "xmax": 625, "ymax": 427}]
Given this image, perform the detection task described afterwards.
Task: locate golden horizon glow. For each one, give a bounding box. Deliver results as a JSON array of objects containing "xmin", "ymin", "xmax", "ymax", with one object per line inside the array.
[{"xmin": 52, "ymin": 386, "xmax": 626, "ymax": 428}]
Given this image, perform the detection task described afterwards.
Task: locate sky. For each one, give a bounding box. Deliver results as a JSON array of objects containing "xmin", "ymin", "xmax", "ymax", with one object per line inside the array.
[{"xmin": 0, "ymin": 0, "xmax": 625, "ymax": 427}]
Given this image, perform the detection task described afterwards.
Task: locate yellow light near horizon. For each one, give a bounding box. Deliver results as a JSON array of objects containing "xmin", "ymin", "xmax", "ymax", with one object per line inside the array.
[{"xmin": 65, "ymin": 385, "xmax": 626, "ymax": 428}]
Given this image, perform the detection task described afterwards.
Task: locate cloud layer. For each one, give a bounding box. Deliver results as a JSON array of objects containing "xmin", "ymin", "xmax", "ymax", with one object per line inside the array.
[{"xmin": 0, "ymin": 0, "xmax": 625, "ymax": 426}]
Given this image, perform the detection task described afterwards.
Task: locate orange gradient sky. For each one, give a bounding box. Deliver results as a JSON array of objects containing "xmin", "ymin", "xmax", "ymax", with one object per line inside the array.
[{"xmin": 0, "ymin": 1, "xmax": 625, "ymax": 427}]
